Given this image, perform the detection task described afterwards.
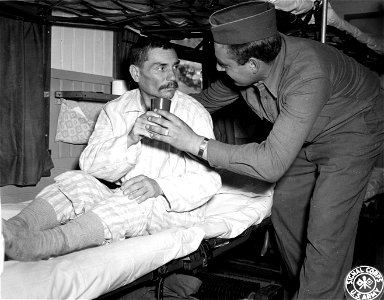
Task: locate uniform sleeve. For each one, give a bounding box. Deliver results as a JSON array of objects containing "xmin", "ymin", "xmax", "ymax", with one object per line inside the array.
[
  {"xmin": 207, "ymin": 76, "xmax": 331, "ymax": 182},
  {"xmin": 79, "ymin": 106, "xmax": 142, "ymax": 182},
  {"xmin": 155, "ymin": 104, "xmax": 222, "ymax": 212},
  {"xmin": 192, "ymin": 73, "xmax": 240, "ymax": 113}
]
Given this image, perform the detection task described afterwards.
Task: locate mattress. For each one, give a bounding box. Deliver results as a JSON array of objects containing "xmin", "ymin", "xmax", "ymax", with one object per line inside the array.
[{"xmin": 1, "ymin": 171, "xmax": 274, "ymax": 299}]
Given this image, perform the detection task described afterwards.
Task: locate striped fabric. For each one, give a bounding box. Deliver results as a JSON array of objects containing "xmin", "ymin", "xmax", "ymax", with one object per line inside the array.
[{"xmin": 40, "ymin": 90, "xmax": 221, "ymax": 241}]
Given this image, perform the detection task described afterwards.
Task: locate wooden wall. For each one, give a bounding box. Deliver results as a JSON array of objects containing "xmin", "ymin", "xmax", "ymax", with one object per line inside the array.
[{"xmin": 51, "ymin": 26, "xmax": 113, "ymax": 76}]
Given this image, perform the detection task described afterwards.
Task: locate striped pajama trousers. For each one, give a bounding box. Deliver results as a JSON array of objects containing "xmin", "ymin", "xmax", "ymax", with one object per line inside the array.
[{"xmin": 36, "ymin": 170, "xmax": 205, "ymax": 242}]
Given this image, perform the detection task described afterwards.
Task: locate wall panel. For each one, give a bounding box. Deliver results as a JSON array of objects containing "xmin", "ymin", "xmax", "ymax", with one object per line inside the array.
[{"xmin": 51, "ymin": 26, "xmax": 113, "ymax": 77}]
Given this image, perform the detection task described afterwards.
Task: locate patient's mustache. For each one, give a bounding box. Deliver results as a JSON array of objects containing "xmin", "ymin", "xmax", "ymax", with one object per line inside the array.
[{"xmin": 160, "ymin": 81, "xmax": 178, "ymax": 90}]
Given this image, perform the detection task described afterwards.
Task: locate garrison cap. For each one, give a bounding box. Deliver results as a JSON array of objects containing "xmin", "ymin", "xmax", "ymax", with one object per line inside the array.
[{"xmin": 209, "ymin": 1, "xmax": 277, "ymax": 45}]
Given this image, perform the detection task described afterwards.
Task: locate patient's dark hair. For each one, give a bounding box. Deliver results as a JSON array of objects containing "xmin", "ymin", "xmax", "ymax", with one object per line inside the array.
[
  {"xmin": 227, "ymin": 33, "xmax": 282, "ymax": 65},
  {"xmin": 128, "ymin": 38, "xmax": 175, "ymax": 67}
]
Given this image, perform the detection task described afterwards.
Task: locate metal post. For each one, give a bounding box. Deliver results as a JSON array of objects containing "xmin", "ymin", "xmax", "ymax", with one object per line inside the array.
[{"xmin": 320, "ymin": 0, "xmax": 328, "ymax": 43}]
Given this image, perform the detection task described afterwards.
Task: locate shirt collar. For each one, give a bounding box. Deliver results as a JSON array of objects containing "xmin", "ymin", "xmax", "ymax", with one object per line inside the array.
[
  {"xmin": 255, "ymin": 34, "xmax": 286, "ymax": 98},
  {"xmin": 122, "ymin": 89, "xmax": 147, "ymax": 113}
]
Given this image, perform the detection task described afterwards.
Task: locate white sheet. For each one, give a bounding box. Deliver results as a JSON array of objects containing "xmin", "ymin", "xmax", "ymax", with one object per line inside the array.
[{"xmin": 1, "ymin": 172, "xmax": 273, "ymax": 299}]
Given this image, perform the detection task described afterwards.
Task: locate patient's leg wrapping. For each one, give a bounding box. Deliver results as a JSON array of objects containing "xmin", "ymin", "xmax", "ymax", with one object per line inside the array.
[
  {"xmin": 60, "ymin": 211, "xmax": 105, "ymax": 253},
  {"xmin": 6, "ymin": 197, "xmax": 59, "ymax": 231},
  {"xmin": 4, "ymin": 211, "xmax": 105, "ymax": 261},
  {"xmin": 3, "ymin": 221, "xmax": 66, "ymax": 261}
]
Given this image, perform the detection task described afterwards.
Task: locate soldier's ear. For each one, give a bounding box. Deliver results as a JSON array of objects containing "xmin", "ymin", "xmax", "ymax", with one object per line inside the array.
[
  {"xmin": 129, "ymin": 65, "xmax": 140, "ymax": 83},
  {"xmin": 248, "ymin": 58, "xmax": 260, "ymax": 74}
]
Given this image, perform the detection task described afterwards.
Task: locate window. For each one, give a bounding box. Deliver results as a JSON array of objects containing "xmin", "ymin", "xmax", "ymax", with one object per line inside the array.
[{"xmin": 177, "ymin": 59, "xmax": 202, "ymax": 94}]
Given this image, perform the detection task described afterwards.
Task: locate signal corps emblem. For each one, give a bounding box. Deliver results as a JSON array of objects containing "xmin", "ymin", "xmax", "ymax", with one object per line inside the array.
[{"xmin": 345, "ymin": 265, "xmax": 384, "ymax": 300}]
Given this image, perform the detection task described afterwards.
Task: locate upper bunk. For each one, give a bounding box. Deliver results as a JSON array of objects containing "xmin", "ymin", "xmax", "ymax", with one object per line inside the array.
[{"xmin": 0, "ymin": 0, "xmax": 383, "ymax": 74}]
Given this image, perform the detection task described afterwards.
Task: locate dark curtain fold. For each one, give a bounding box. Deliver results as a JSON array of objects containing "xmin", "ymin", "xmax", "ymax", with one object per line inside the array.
[
  {"xmin": 114, "ymin": 29, "xmax": 140, "ymax": 90},
  {"xmin": 0, "ymin": 16, "xmax": 53, "ymax": 187}
]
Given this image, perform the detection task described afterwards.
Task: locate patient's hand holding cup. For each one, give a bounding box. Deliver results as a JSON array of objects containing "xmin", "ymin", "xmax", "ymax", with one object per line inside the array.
[{"xmin": 151, "ymin": 97, "xmax": 171, "ymax": 112}]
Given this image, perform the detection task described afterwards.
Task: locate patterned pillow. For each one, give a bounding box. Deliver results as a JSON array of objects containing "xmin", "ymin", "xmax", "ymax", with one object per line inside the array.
[{"xmin": 55, "ymin": 99, "xmax": 104, "ymax": 144}]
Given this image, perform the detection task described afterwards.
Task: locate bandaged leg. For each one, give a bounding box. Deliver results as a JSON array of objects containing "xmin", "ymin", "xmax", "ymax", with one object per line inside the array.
[
  {"xmin": 3, "ymin": 212, "xmax": 105, "ymax": 261},
  {"xmin": 3, "ymin": 218, "xmax": 66, "ymax": 261},
  {"xmin": 6, "ymin": 198, "xmax": 59, "ymax": 231}
]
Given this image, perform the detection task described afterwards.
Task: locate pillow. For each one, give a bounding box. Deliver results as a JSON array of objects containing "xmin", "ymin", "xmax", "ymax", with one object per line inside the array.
[{"xmin": 55, "ymin": 99, "xmax": 104, "ymax": 144}]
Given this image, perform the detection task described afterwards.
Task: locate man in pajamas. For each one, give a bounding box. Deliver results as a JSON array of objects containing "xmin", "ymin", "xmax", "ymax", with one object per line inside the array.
[
  {"xmin": 147, "ymin": 2, "xmax": 384, "ymax": 299},
  {"xmin": 3, "ymin": 38, "xmax": 221, "ymax": 261}
]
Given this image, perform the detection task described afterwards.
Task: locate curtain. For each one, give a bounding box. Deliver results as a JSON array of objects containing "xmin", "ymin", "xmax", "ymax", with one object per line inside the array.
[
  {"xmin": 114, "ymin": 29, "xmax": 139, "ymax": 90},
  {"xmin": 0, "ymin": 16, "xmax": 53, "ymax": 187}
]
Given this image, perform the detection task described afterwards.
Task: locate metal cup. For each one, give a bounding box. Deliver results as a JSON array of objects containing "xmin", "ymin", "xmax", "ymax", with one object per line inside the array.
[{"xmin": 150, "ymin": 97, "xmax": 171, "ymax": 112}]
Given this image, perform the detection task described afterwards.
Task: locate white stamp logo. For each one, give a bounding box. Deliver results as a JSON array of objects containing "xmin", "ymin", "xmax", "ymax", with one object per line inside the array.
[{"xmin": 345, "ymin": 266, "xmax": 384, "ymax": 300}]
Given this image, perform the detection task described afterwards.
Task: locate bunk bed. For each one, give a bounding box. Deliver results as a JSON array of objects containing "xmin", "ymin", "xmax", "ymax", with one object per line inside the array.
[{"xmin": 1, "ymin": 1, "xmax": 383, "ymax": 299}]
